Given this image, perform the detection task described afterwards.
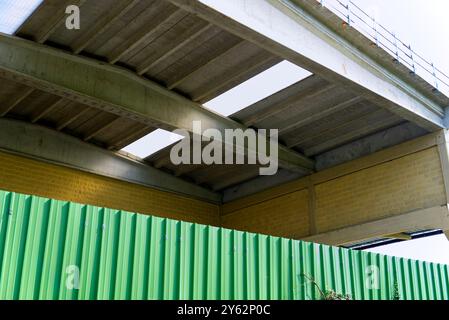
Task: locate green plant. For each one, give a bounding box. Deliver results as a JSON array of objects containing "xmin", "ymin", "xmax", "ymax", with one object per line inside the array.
[{"xmin": 301, "ymin": 273, "xmax": 351, "ymax": 300}]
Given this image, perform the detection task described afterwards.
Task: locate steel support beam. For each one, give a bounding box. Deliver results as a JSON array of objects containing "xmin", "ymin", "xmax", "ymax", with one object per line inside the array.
[
  {"xmin": 0, "ymin": 87, "xmax": 34, "ymax": 117},
  {"xmin": 437, "ymin": 129, "xmax": 449, "ymax": 204},
  {"xmin": 70, "ymin": 0, "xmax": 141, "ymax": 54},
  {"xmin": 0, "ymin": 118, "xmax": 221, "ymax": 203},
  {"xmin": 222, "ymin": 168, "xmax": 306, "ymax": 203},
  {"xmin": 169, "ymin": 0, "xmax": 445, "ymax": 131},
  {"xmin": 315, "ymin": 122, "xmax": 428, "ymax": 171},
  {"xmin": 304, "ymin": 206, "xmax": 449, "ymax": 246},
  {"xmin": 0, "ymin": 34, "xmax": 314, "ymax": 174}
]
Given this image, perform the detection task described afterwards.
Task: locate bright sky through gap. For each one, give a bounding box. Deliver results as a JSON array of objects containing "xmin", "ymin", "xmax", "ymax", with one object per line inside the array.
[
  {"xmin": 0, "ymin": 0, "xmax": 43, "ymax": 34},
  {"xmin": 123, "ymin": 61, "xmax": 311, "ymax": 158},
  {"xmin": 122, "ymin": 129, "xmax": 183, "ymax": 159},
  {"xmin": 366, "ymin": 234, "xmax": 449, "ymax": 265},
  {"xmin": 204, "ymin": 61, "xmax": 312, "ymax": 116}
]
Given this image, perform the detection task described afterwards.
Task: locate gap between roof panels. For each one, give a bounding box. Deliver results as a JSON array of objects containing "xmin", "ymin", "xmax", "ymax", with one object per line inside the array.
[
  {"xmin": 121, "ymin": 129, "xmax": 183, "ymax": 159},
  {"xmin": 121, "ymin": 61, "xmax": 311, "ymax": 159},
  {"xmin": 204, "ymin": 60, "xmax": 312, "ymax": 116}
]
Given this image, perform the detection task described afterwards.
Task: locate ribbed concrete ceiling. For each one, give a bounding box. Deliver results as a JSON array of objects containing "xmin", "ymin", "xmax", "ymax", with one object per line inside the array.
[{"xmin": 0, "ymin": 0, "xmax": 429, "ymax": 194}]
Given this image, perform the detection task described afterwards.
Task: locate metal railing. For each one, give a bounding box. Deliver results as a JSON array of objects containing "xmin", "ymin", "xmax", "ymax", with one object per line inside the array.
[{"xmin": 316, "ymin": 0, "xmax": 449, "ymax": 97}]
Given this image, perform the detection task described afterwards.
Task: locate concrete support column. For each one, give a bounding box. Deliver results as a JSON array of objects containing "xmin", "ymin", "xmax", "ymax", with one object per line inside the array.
[
  {"xmin": 437, "ymin": 130, "xmax": 449, "ymax": 204},
  {"xmin": 307, "ymin": 177, "xmax": 317, "ymax": 236},
  {"xmin": 436, "ymin": 129, "xmax": 449, "ymax": 239},
  {"xmin": 305, "ymin": 206, "xmax": 449, "ymax": 246}
]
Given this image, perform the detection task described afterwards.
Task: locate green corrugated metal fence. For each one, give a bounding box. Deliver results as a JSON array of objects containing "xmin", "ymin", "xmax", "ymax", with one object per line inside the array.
[{"xmin": 0, "ymin": 189, "xmax": 448, "ymax": 300}]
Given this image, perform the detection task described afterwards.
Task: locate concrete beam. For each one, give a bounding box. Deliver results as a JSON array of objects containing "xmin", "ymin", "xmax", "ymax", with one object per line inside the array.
[
  {"xmin": 279, "ymin": 96, "xmax": 364, "ymax": 136},
  {"xmin": 70, "ymin": 0, "xmax": 141, "ymax": 54},
  {"xmin": 32, "ymin": 0, "xmax": 87, "ymax": 44},
  {"xmin": 0, "ymin": 33, "xmax": 314, "ymax": 174},
  {"xmin": 315, "ymin": 122, "xmax": 428, "ymax": 171},
  {"xmin": 0, "ymin": 87, "xmax": 34, "ymax": 117},
  {"xmin": 136, "ymin": 23, "xmax": 212, "ymax": 76},
  {"xmin": 31, "ymin": 97, "xmax": 66, "ymax": 123},
  {"xmin": 107, "ymin": 7, "xmax": 185, "ymax": 64},
  {"xmin": 304, "ymin": 206, "xmax": 449, "ymax": 246},
  {"xmin": 384, "ymin": 233, "xmax": 412, "ymax": 241},
  {"xmin": 0, "ymin": 118, "xmax": 221, "ymax": 203},
  {"xmin": 56, "ymin": 106, "xmax": 91, "ymax": 131},
  {"xmin": 169, "ymin": 0, "xmax": 445, "ymax": 131},
  {"xmin": 222, "ymin": 168, "xmax": 306, "ymax": 203},
  {"xmin": 303, "ymin": 115, "xmax": 403, "ymax": 156}
]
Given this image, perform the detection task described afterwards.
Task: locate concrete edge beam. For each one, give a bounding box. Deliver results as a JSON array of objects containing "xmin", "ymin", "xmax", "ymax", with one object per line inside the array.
[
  {"xmin": 0, "ymin": 118, "xmax": 222, "ymax": 203},
  {"xmin": 303, "ymin": 205, "xmax": 449, "ymax": 246}
]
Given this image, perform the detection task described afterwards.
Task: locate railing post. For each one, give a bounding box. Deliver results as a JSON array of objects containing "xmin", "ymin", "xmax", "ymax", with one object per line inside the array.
[
  {"xmin": 372, "ymin": 17, "xmax": 378, "ymax": 46},
  {"xmin": 432, "ymin": 63, "xmax": 439, "ymax": 91},
  {"xmin": 393, "ymin": 32, "xmax": 399, "ymax": 63},
  {"xmin": 322, "ymin": 0, "xmax": 445, "ymax": 95},
  {"xmin": 347, "ymin": 1, "xmax": 351, "ymax": 26},
  {"xmin": 409, "ymin": 45, "xmax": 415, "ymax": 75}
]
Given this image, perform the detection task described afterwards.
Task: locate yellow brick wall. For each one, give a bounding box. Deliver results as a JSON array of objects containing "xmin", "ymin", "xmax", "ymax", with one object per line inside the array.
[
  {"xmin": 221, "ymin": 189, "xmax": 309, "ymax": 238},
  {"xmin": 315, "ymin": 147, "xmax": 446, "ymax": 233},
  {"xmin": 0, "ymin": 138, "xmax": 445, "ymax": 239},
  {"xmin": 0, "ymin": 151, "xmax": 220, "ymax": 226},
  {"xmin": 222, "ymin": 145, "xmax": 446, "ymax": 239}
]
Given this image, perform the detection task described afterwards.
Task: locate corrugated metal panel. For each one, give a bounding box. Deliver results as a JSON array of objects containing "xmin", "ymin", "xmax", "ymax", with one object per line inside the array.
[{"xmin": 0, "ymin": 189, "xmax": 448, "ymax": 300}]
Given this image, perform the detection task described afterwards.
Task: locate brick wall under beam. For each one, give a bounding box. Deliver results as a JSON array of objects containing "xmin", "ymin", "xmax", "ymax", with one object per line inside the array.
[
  {"xmin": 0, "ymin": 151, "xmax": 220, "ymax": 226},
  {"xmin": 222, "ymin": 132, "xmax": 447, "ymax": 241}
]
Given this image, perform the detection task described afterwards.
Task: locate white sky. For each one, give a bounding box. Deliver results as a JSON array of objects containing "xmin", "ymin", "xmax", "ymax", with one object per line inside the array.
[
  {"xmin": 0, "ymin": 0, "xmax": 43, "ymax": 34},
  {"xmin": 367, "ymin": 234, "xmax": 449, "ymax": 265},
  {"xmin": 122, "ymin": 129, "xmax": 184, "ymax": 158},
  {"xmin": 204, "ymin": 61, "xmax": 311, "ymax": 116},
  {"xmin": 351, "ymin": 0, "xmax": 449, "ymax": 76}
]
